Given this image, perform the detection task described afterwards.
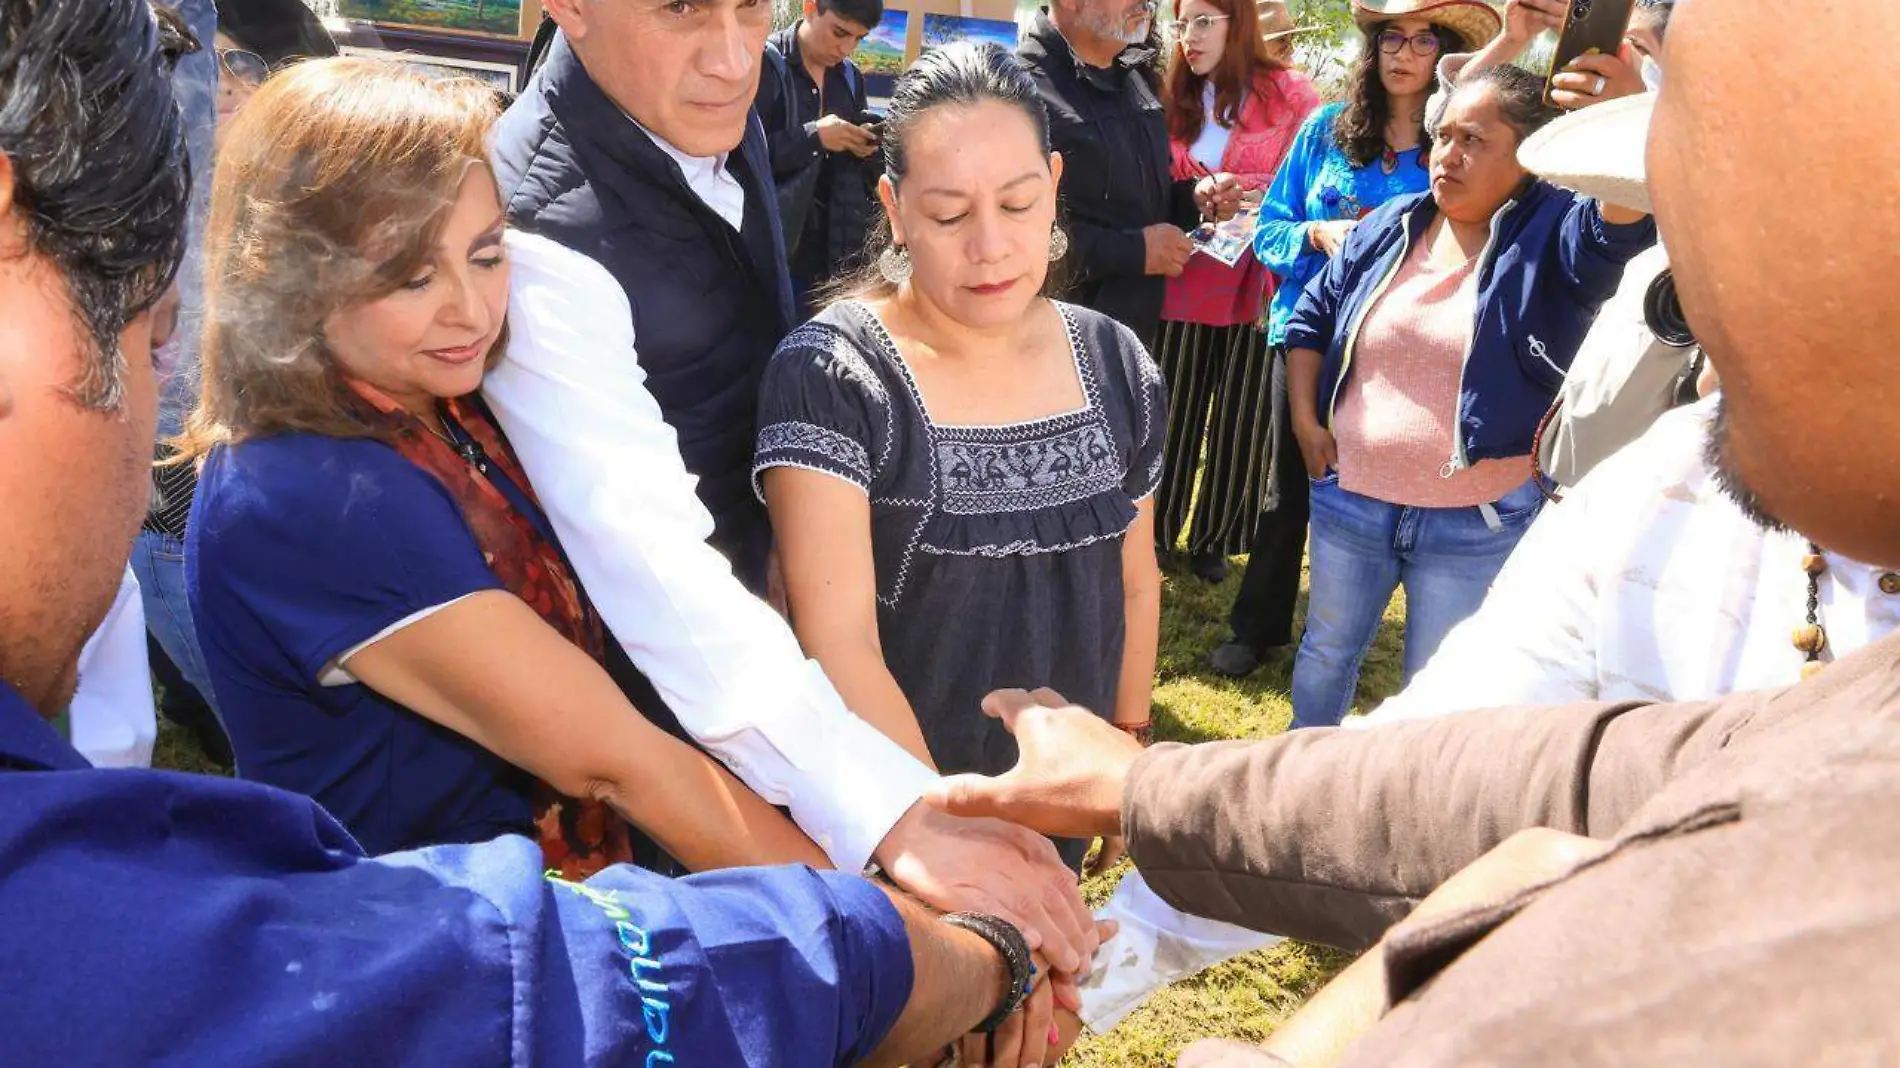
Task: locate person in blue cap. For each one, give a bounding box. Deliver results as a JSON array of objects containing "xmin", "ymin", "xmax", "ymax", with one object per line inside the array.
[{"xmin": 0, "ymin": 3, "xmax": 1080, "ymax": 1063}]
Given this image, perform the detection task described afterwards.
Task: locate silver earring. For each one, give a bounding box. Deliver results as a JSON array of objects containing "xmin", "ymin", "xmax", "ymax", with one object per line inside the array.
[
  {"xmin": 877, "ymin": 245, "xmax": 913, "ymax": 285},
  {"xmin": 1048, "ymin": 227, "xmax": 1069, "ymax": 262}
]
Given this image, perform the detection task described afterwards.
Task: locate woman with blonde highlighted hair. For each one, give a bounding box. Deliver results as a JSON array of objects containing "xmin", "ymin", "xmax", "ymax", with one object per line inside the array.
[{"xmin": 181, "ymin": 58, "xmax": 824, "ymax": 876}]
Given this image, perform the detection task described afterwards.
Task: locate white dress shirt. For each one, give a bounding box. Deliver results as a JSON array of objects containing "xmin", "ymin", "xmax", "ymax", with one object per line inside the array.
[
  {"xmin": 1363, "ymin": 399, "xmax": 1900, "ymax": 726},
  {"xmin": 68, "ymin": 566, "xmax": 158, "ymax": 768},
  {"xmin": 483, "ymin": 231, "xmax": 935, "ymax": 872},
  {"xmin": 636, "ymin": 123, "xmax": 746, "ymax": 232}
]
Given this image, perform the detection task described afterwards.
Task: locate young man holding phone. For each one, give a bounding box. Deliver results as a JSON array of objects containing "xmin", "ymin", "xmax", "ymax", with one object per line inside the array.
[{"xmin": 758, "ymin": 0, "xmax": 887, "ymax": 315}]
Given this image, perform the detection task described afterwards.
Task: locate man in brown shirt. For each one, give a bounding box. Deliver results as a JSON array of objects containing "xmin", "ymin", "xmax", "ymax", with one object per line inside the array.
[{"xmin": 925, "ymin": 2, "xmax": 1900, "ymax": 1062}]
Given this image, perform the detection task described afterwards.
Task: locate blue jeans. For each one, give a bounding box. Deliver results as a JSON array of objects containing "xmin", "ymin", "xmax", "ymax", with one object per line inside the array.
[
  {"xmin": 1289, "ymin": 475, "xmax": 1544, "ymax": 729},
  {"xmin": 129, "ymin": 530, "xmax": 219, "ymax": 715}
]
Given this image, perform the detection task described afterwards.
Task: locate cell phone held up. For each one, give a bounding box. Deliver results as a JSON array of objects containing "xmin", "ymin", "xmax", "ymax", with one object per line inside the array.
[{"xmin": 1545, "ymin": 0, "xmax": 1637, "ymax": 106}]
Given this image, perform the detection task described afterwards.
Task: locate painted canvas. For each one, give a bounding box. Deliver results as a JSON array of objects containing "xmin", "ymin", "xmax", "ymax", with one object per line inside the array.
[
  {"xmin": 337, "ymin": 0, "xmax": 522, "ymax": 38},
  {"xmin": 852, "ymin": 8, "xmax": 909, "ymax": 101},
  {"xmin": 920, "ymin": 13, "xmax": 1019, "ymax": 53}
]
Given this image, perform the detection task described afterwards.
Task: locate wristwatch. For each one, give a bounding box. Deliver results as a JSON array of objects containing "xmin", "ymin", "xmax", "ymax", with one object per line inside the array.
[{"xmin": 941, "ymin": 912, "xmax": 1033, "ymax": 1033}]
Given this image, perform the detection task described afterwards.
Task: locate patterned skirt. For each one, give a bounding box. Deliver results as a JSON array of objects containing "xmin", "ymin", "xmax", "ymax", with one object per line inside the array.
[{"xmin": 1153, "ymin": 319, "xmax": 1277, "ymax": 558}]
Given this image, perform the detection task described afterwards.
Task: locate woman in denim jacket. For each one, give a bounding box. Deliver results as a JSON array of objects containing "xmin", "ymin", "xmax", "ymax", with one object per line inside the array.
[{"xmin": 1283, "ymin": 64, "xmax": 1656, "ymax": 728}]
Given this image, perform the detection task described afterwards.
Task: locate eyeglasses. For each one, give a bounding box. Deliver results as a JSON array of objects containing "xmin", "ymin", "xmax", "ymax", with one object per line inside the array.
[
  {"xmin": 1376, "ymin": 29, "xmax": 1443, "ymax": 56},
  {"xmin": 218, "ymin": 47, "xmax": 268, "ymax": 85},
  {"xmin": 1166, "ymin": 13, "xmax": 1231, "ymax": 38}
]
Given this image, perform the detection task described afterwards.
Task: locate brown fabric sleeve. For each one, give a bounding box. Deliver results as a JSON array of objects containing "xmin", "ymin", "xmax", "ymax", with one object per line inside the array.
[{"xmin": 1120, "ymin": 690, "xmax": 1777, "ymax": 951}]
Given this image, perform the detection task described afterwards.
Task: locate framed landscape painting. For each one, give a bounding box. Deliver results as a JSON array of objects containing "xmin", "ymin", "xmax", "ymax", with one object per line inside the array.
[
  {"xmin": 337, "ymin": 0, "xmax": 523, "ymax": 38},
  {"xmin": 851, "ymin": 9, "xmax": 909, "ymax": 103},
  {"xmin": 920, "ymin": 13, "xmax": 1019, "ymax": 54}
]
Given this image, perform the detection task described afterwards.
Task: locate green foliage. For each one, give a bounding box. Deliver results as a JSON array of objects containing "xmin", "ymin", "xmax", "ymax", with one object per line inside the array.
[{"xmin": 1058, "ymin": 546, "xmax": 1405, "ymax": 1065}]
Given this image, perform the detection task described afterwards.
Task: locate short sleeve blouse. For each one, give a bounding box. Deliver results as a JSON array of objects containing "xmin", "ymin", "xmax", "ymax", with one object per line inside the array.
[
  {"xmin": 753, "ymin": 301, "xmax": 1166, "ymax": 820},
  {"xmin": 188, "ymin": 432, "xmax": 533, "ymax": 855}
]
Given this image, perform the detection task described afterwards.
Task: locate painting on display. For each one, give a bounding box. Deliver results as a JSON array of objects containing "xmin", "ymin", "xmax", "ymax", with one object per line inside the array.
[
  {"xmin": 920, "ymin": 13, "xmax": 1019, "ymax": 54},
  {"xmin": 852, "ymin": 9, "xmax": 909, "ymax": 103},
  {"xmin": 336, "ymin": 0, "xmax": 523, "ymax": 38}
]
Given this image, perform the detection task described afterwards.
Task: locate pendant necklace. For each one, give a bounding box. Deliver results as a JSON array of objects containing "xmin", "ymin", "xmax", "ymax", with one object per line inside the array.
[
  {"xmin": 424, "ymin": 415, "xmax": 490, "ymax": 475},
  {"xmin": 1795, "ymin": 542, "xmax": 1829, "ymax": 679}
]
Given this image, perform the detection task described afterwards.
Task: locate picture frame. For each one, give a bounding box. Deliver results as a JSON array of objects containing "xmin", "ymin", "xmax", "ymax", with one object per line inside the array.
[
  {"xmin": 334, "ymin": 0, "xmax": 526, "ymax": 40},
  {"xmin": 340, "ymin": 42, "xmax": 520, "ymax": 93}
]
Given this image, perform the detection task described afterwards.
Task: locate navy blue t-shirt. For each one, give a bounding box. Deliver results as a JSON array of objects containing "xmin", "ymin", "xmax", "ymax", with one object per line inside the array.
[
  {"xmin": 189, "ymin": 431, "xmax": 539, "ymax": 855},
  {"xmin": 0, "ymin": 680, "xmax": 913, "ymax": 1066}
]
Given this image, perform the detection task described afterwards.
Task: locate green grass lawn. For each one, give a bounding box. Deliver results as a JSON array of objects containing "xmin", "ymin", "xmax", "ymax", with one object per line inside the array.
[
  {"xmin": 1059, "ymin": 554, "xmax": 1404, "ymax": 1066},
  {"xmin": 152, "ymin": 551, "xmax": 1409, "ymax": 1065}
]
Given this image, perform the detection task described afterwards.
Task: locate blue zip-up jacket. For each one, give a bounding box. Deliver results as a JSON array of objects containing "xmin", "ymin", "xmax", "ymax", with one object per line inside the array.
[
  {"xmin": 0, "ymin": 679, "xmax": 914, "ymax": 1066},
  {"xmin": 1285, "ymin": 180, "xmax": 1658, "ymax": 470}
]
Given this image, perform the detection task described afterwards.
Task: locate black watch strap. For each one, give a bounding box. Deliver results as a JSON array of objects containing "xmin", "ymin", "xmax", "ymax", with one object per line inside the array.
[{"xmin": 942, "ymin": 912, "xmax": 1033, "ymax": 1034}]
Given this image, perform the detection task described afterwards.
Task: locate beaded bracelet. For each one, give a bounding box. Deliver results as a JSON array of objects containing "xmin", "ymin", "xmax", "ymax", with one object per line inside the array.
[{"xmin": 941, "ymin": 912, "xmax": 1033, "ymax": 1033}]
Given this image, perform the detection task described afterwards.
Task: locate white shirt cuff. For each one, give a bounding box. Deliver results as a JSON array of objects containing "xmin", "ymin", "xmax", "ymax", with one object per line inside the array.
[{"xmin": 708, "ymin": 660, "xmax": 934, "ymax": 873}]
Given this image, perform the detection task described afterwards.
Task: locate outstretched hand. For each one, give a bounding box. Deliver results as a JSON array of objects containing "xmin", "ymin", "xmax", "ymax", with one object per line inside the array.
[
  {"xmin": 876, "ymin": 801, "xmax": 1099, "ymax": 976},
  {"xmin": 925, "ymin": 688, "xmax": 1146, "ymax": 842}
]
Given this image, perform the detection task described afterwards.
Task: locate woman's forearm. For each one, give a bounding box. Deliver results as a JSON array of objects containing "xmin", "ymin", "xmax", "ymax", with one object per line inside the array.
[
  {"xmin": 1115, "ymin": 505, "xmax": 1162, "ymax": 726},
  {"xmin": 1115, "ymin": 571, "xmax": 1161, "ymax": 727},
  {"xmin": 804, "ymin": 635, "xmax": 940, "ymax": 771},
  {"xmin": 1287, "ymin": 346, "xmax": 1326, "ymax": 430},
  {"xmin": 603, "ymin": 735, "xmax": 831, "ymax": 871}
]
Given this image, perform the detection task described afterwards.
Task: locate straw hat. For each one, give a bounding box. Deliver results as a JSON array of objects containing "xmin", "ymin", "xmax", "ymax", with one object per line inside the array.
[
  {"xmin": 1350, "ymin": 0, "xmax": 1503, "ymax": 50},
  {"xmin": 1257, "ymin": 0, "xmax": 1323, "ymax": 42},
  {"xmin": 1517, "ymin": 91, "xmax": 1655, "ymax": 213}
]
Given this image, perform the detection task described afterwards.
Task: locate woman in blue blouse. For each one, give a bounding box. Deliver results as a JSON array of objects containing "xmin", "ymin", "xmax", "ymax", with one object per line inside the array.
[
  {"xmin": 180, "ymin": 60, "xmax": 822, "ymax": 877},
  {"xmin": 1208, "ymin": 0, "xmax": 1501, "ymax": 679}
]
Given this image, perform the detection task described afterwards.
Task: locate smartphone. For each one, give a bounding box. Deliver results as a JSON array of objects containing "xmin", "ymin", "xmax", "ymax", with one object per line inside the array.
[
  {"xmin": 860, "ymin": 118, "xmax": 882, "ymax": 143},
  {"xmin": 1545, "ymin": 0, "xmax": 1637, "ymax": 105}
]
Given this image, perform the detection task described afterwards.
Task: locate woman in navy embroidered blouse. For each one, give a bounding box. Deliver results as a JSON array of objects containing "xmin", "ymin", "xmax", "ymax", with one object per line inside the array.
[{"xmin": 755, "ymin": 43, "xmax": 1167, "ymax": 873}]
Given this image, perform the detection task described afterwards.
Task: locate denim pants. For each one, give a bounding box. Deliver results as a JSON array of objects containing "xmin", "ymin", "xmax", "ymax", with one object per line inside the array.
[
  {"xmin": 1289, "ymin": 474, "xmax": 1544, "ymax": 729},
  {"xmin": 129, "ymin": 529, "xmax": 219, "ymax": 716}
]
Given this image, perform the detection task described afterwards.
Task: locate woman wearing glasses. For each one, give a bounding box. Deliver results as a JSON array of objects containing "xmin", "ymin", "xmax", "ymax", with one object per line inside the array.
[
  {"xmin": 1150, "ymin": 0, "xmax": 1319, "ymax": 585},
  {"xmin": 127, "ymin": 0, "xmax": 339, "ymax": 768},
  {"xmin": 1206, "ymin": 0, "xmax": 1499, "ymax": 678},
  {"xmin": 212, "ymin": 0, "xmax": 334, "ymax": 135}
]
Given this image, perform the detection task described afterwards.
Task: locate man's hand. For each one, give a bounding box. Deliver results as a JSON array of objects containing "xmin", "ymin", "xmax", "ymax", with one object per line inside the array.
[
  {"xmin": 926, "ymin": 688, "xmax": 1143, "ymax": 842},
  {"xmin": 939, "ymin": 921, "xmax": 1113, "ymax": 1068},
  {"xmin": 1194, "ymin": 173, "xmax": 1244, "ymax": 222},
  {"xmin": 1143, "ymin": 224, "xmax": 1196, "ymax": 277},
  {"xmin": 1307, "ymin": 219, "xmax": 1356, "ymax": 258},
  {"xmin": 1500, "ymin": 0, "xmax": 1564, "ymax": 46},
  {"xmin": 1548, "ymin": 47, "xmax": 1647, "ymax": 111},
  {"xmin": 1291, "ymin": 417, "xmax": 1337, "ymax": 480},
  {"xmin": 817, "ymin": 113, "xmax": 878, "ymax": 155},
  {"xmin": 875, "ymin": 801, "xmax": 1099, "ymax": 976}
]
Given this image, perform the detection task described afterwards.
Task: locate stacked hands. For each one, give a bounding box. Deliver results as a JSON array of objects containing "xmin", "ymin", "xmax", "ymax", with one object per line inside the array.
[
  {"xmin": 895, "ymin": 688, "xmax": 1147, "ymax": 1067},
  {"xmin": 1146, "ymin": 171, "xmax": 1248, "ymax": 278}
]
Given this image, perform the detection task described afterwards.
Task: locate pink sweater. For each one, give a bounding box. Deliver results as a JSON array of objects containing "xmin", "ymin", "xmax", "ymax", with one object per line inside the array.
[{"xmin": 1334, "ymin": 237, "xmax": 1528, "ymax": 508}]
